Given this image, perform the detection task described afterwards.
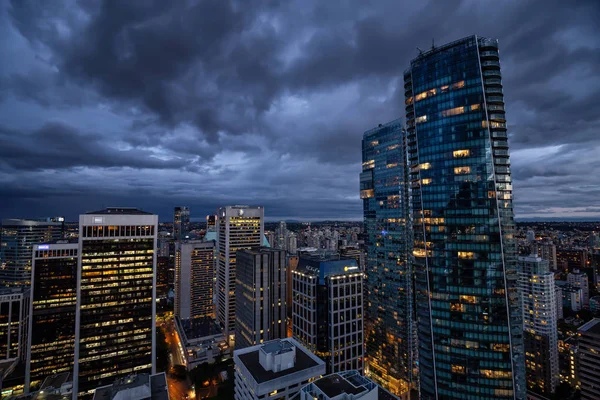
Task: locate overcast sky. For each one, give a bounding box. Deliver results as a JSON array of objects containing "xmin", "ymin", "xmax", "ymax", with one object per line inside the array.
[{"xmin": 0, "ymin": 0, "xmax": 599, "ymax": 222}]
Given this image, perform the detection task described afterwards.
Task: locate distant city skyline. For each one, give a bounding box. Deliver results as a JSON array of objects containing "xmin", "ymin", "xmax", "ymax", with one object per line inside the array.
[{"xmin": 0, "ymin": 1, "xmax": 599, "ymax": 221}]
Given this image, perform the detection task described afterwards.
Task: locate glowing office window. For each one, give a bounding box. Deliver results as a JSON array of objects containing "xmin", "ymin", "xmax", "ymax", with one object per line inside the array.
[
  {"xmin": 415, "ymin": 115, "xmax": 427, "ymax": 124},
  {"xmin": 419, "ymin": 162, "xmax": 431, "ymax": 170},
  {"xmin": 441, "ymin": 106, "xmax": 465, "ymax": 117},
  {"xmin": 454, "ymin": 166, "xmax": 471, "ymax": 174},
  {"xmin": 453, "ymin": 150, "xmax": 470, "ymax": 158},
  {"xmin": 421, "ymin": 178, "xmax": 432, "ymax": 185}
]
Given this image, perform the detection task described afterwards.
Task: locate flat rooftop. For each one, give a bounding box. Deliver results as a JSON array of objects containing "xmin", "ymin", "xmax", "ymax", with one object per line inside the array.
[
  {"xmin": 86, "ymin": 207, "xmax": 153, "ymax": 215},
  {"xmin": 313, "ymin": 373, "xmax": 366, "ymax": 398},
  {"xmin": 178, "ymin": 317, "xmax": 222, "ymax": 340},
  {"xmin": 579, "ymin": 318, "xmax": 600, "ymax": 335},
  {"xmin": 93, "ymin": 373, "xmax": 168, "ymax": 400},
  {"xmin": 40, "ymin": 372, "xmax": 71, "ymax": 390},
  {"xmin": 238, "ymin": 343, "xmax": 319, "ymax": 384}
]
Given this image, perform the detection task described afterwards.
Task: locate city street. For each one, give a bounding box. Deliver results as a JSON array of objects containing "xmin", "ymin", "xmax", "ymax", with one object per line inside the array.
[{"xmin": 162, "ymin": 322, "xmax": 195, "ymax": 400}]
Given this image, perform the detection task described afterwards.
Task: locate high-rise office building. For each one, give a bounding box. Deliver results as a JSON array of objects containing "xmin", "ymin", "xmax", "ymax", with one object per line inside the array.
[
  {"xmin": 74, "ymin": 208, "xmax": 157, "ymax": 398},
  {"xmin": 518, "ymin": 255, "xmax": 559, "ymax": 394},
  {"xmin": 275, "ymin": 221, "xmax": 288, "ymax": 250},
  {"xmin": 235, "ymin": 248, "xmax": 287, "ymax": 350},
  {"xmin": 568, "ymin": 269, "xmax": 589, "ymax": 307},
  {"xmin": 0, "ymin": 288, "xmax": 30, "ymax": 360},
  {"xmin": 26, "ymin": 240, "xmax": 78, "ymax": 391},
  {"xmin": 175, "ymin": 241, "xmax": 215, "ymax": 321},
  {"xmin": 216, "ymin": 206, "xmax": 264, "ymax": 345},
  {"xmin": 0, "ymin": 219, "xmax": 63, "ymax": 286},
  {"xmin": 292, "ymin": 254, "xmax": 364, "ymax": 374},
  {"xmin": 404, "ymin": 35, "xmax": 525, "ymax": 399},
  {"xmin": 173, "ymin": 206, "xmax": 190, "ymax": 241},
  {"xmin": 360, "ymin": 119, "xmax": 414, "ymax": 395},
  {"xmin": 526, "ymin": 230, "xmax": 535, "ymax": 243},
  {"xmin": 578, "ymin": 318, "xmax": 600, "ymax": 400}
]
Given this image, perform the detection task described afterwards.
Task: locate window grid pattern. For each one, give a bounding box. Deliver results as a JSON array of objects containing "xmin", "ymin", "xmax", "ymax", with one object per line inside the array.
[{"xmin": 404, "ymin": 35, "xmax": 524, "ymax": 399}]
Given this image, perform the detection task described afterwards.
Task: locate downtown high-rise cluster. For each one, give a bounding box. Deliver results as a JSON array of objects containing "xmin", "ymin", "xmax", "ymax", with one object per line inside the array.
[{"xmin": 1, "ymin": 34, "xmax": 597, "ymax": 400}]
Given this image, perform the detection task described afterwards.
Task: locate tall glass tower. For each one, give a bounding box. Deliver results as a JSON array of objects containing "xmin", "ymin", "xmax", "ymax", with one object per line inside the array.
[
  {"xmin": 360, "ymin": 119, "xmax": 414, "ymax": 396},
  {"xmin": 404, "ymin": 36, "xmax": 525, "ymax": 399}
]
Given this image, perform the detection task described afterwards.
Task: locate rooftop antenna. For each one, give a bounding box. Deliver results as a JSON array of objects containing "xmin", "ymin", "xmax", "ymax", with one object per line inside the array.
[
  {"xmin": 417, "ymin": 47, "xmax": 423, "ymax": 55},
  {"xmin": 432, "ymin": 38, "xmax": 435, "ymax": 50}
]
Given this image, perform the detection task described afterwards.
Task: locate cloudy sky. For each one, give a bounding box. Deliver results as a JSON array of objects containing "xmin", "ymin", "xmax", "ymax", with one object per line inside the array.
[{"xmin": 0, "ymin": 0, "xmax": 598, "ymax": 221}]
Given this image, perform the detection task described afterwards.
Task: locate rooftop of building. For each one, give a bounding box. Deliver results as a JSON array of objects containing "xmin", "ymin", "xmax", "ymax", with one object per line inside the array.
[
  {"xmin": 1, "ymin": 218, "xmax": 63, "ymax": 226},
  {"xmin": 260, "ymin": 340, "xmax": 294, "ymax": 356},
  {"xmin": 93, "ymin": 373, "xmax": 168, "ymax": 400},
  {"xmin": 86, "ymin": 207, "xmax": 153, "ymax": 215},
  {"xmin": 579, "ymin": 318, "xmax": 600, "ymax": 336},
  {"xmin": 236, "ymin": 339, "xmax": 322, "ymax": 384},
  {"xmin": 203, "ymin": 231, "xmax": 271, "ymax": 247},
  {"xmin": 303, "ymin": 370, "xmax": 396, "ymax": 400},
  {"xmin": 176, "ymin": 317, "xmax": 223, "ymax": 341},
  {"xmin": 363, "ymin": 119, "xmax": 404, "ymax": 138},
  {"xmin": 40, "ymin": 372, "xmax": 71, "ymax": 391},
  {"xmin": 517, "ymin": 254, "xmax": 544, "ymax": 262},
  {"xmin": 296, "ymin": 255, "xmax": 360, "ymax": 283},
  {"xmin": 405, "ymin": 35, "xmax": 497, "ymax": 72},
  {"xmin": 238, "ymin": 246, "xmax": 285, "ymax": 256}
]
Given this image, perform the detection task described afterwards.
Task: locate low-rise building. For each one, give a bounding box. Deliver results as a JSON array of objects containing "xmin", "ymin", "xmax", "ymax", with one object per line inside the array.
[
  {"xmin": 174, "ymin": 317, "xmax": 230, "ymax": 371},
  {"xmin": 234, "ymin": 338, "xmax": 325, "ymax": 400},
  {"xmin": 296, "ymin": 370, "xmax": 397, "ymax": 400},
  {"xmin": 92, "ymin": 373, "xmax": 169, "ymax": 400}
]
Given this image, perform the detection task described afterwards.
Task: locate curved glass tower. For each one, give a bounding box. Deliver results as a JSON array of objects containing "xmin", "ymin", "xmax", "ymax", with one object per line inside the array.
[{"xmin": 404, "ymin": 36, "xmax": 525, "ymax": 399}]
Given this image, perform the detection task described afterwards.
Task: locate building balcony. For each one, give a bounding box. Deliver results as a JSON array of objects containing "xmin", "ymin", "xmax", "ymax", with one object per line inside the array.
[
  {"xmin": 488, "ymin": 113, "xmax": 506, "ymax": 122},
  {"xmin": 487, "ymin": 104, "xmax": 505, "ymax": 112},
  {"xmin": 486, "ymin": 95, "xmax": 504, "ymax": 104},
  {"xmin": 491, "ymin": 131, "xmax": 507, "ymax": 139},
  {"xmin": 481, "ymin": 60, "xmax": 500, "ymax": 68},
  {"xmin": 480, "ymin": 50, "xmax": 499, "ymax": 58},
  {"xmin": 485, "ymin": 86, "xmax": 503, "ymax": 94},
  {"xmin": 493, "ymin": 140, "xmax": 508, "ymax": 148},
  {"xmin": 484, "ymin": 78, "xmax": 502, "ymax": 86},
  {"xmin": 482, "ymin": 69, "xmax": 501, "ymax": 78}
]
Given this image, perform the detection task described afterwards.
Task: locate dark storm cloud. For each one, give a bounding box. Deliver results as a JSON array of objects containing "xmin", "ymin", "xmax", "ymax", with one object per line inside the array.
[
  {"xmin": 0, "ymin": 0, "xmax": 599, "ymax": 220},
  {"xmin": 0, "ymin": 122, "xmax": 191, "ymax": 170}
]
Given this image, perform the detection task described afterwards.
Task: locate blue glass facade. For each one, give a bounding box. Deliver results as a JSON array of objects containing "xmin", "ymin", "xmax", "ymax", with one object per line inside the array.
[
  {"xmin": 404, "ymin": 36, "xmax": 525, "ymax": 399},
  {"xmin": 361, "ymin": 120, "xmax": 414, "ymax": 395}
]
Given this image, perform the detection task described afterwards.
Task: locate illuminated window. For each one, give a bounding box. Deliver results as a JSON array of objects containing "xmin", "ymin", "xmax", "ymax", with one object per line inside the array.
[
  {"xmin": 452, "ymin": 80, "xmax": 465, "ymax": 89},
  {"xmin": 458, "ymin": 252, "xmax": 475, "ymax": 259},
  {"xmin": 386, "ymin": 163, "xmax": 398, "ymax": 168},
  {"xmin": 453, "ymin": 149, "xmax": 470, "ymax": 158},
  {"xmin": 421, "ymin": 178, "xmax": 432, "ymax": 185},
  {"xmin": 441, "ymin": 106, "xmax": 465, "ymax": 117},
  {"xmin": 440, "ymin": 85, "xmax": 449, "ymax": 92},
  {"xmin": 471, "ymin": 104, "xmax": 480, "ymax": 111},
  {"xmin": 460, "ymin": 295, "xmax": 477, "ymax": 304},
  {"xmin": 419, "ymin": 162, "xmax": 431, "ymax": 170},
  {"xmin": 454, "ymin": 166, "xmax": 471, "ymax": 174},
  {"xmin": 415, "ymin": 115, "xmax": 427, "ymax": 123},
  {"xmin": 415, "ymin": 88, "xmax": 437, "ymax": 102},
  {"xmin": 405, "ymin": 97, "xmax": 413, "ymax": 105},
  {"xmin": 452, "ymin": 365, "xmax": 466, "ymax": 374}
]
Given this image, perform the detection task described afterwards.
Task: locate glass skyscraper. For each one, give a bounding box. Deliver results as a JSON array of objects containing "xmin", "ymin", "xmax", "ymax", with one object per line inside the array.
[
  {"xmin": 360, "ymin": 119, "xmax": 414, "ymax": 396},
  {"xmin": 404, "ymin": 36, "xmax": 525, "ymax": 399},
  {"xmin": 0, "ymin": 219, "xmax": 63, "ymax": 286}
]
